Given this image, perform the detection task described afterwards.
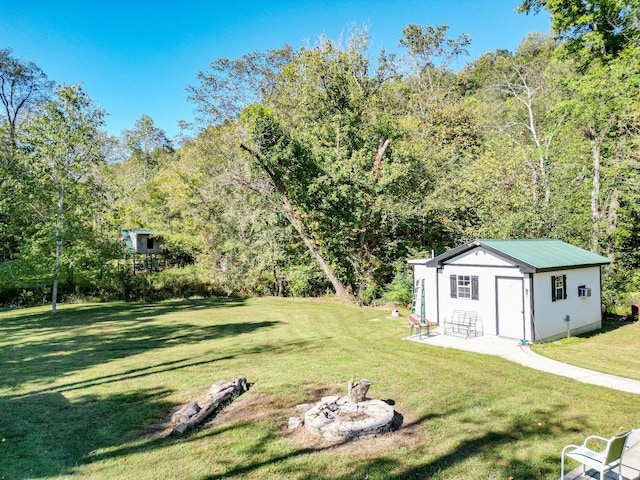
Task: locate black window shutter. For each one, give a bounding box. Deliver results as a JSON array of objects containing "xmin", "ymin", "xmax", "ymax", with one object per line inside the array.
[
  {"xmin": 450, "ymin": 275, "xmax": 457, "ymax": 298},
  {"xmin": 551, "ymin": 275, "xmax": 557, "ymax": 302},
  {"xmin": 471, "ymin": 276, "xmax": 479, "ymax": 300},
  {"xmin": 562, "ymin": 274, "xmax": 567, "ymax": 300}
]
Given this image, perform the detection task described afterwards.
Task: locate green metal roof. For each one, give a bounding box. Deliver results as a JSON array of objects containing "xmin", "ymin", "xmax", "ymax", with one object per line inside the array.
[
  {"xmin": 425, "ymin": 239, "xmax": 611, "ymax": 273},
  {"xmin": 480, "ymin": 239, "xmax": 611, "ymax": 270}
]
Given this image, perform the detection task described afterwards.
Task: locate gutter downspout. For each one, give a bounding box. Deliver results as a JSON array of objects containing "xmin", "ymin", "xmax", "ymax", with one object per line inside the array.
[
  {"xmin": 435, "ymin": 266, "xmax": 441, "ymax": 326},
  {"xmin": 529, "ymin": 272, "xmax": 537, "ymax": 342}
]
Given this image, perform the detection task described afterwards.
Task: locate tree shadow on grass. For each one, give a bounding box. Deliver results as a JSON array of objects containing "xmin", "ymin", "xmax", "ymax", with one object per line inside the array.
[
  {"xmin": 191, "ymin": 398, "xmax": 589, "ymax": 480},
  {"xmin": 0, "ymin": 373, "xmax": 594, "ymax": 479},
  {"xmin": 0, "ymin": 299, "xmax": 603, "ymax": 479},
  {"xmin": 0, "ymin": 387, "xmax": 175, "ymax": 479},
  {"xmin": 154, "ymin": 393, "xmax": 589, "ymax": 480},
  {"xmin": 221, "ymin": 419, "xmax": 584, "ymax": 480},
  {"xmin": 3, "ymin": 353, "xmax": 235, "ymax": 401},
  {"xmin": 0, "ymin": 297, "xmax": 247, "ymax": 331},
  {"xmin": 0, "ymin": 298, "xmax": 273, "ymax": 389},
  {"xmin": 0, "ymin": 336, "xmax": 313, "ymax": 479},
  {"xmin": 310, "ymin": 404, "xmax": 588, "ymax": 480}
]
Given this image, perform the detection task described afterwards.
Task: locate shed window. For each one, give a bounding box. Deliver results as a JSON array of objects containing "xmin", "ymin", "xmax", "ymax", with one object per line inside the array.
[
  {"xmin": 450, "ymin": 275, "xmax": 479, "ymax": 300},
  {"xmin": 146, "ymin": 237, "xmax": 154, "ymax": 250},
  {"xmin": 551, "ymin": 274, "xmax": 567, "ymax": 301}
]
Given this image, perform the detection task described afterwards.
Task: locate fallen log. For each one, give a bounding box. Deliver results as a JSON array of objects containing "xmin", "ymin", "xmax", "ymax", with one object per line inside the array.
[
  {"xmin": 206, "ymin": 381, "xmax": 233, "ymax": 401},
  {"xmin": 170, "ymin": 376, "xmax": 249, "ymax": 437},
  {"xmin": 171, "ymin": 422, "xmax": 189, "ymax": 436},
  {"xmin": 171, "ymin": 401, "xmax": 201, "ymax": 425},
  {"xmin": 233, "ymin": 375, "xmax": 248, "ymax": 392},
  {"xmin": 186, "ymin": 385, "xmax": 235, "ymax": 429}
]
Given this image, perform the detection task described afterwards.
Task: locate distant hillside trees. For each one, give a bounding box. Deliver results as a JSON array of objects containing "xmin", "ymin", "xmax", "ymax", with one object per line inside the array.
[{"xmin": 1, "ymin": 3, "xmax": 639, "ymax": 309}]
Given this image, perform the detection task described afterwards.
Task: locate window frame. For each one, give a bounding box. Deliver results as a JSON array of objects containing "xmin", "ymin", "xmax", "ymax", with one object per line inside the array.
[
  {"xmin": 457, "ymin": 275, "xmax": 472, "ymax": 298},
  {"xmin": 450, "ymin": 274, "xmax": 479, "ymax": 300},
  {"xmin": 551, "ymin": 274, "xmax": 567, "ymax": 301}
]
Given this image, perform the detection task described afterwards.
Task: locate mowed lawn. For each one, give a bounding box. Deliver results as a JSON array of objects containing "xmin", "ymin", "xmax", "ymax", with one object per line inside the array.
[
  {"xmin": 1, "ymin": 298, "xmax": 637, "ymax": 480},
  {"xmin": 532, "ymin": 320, "xmax": 640, "ymax": 381}
]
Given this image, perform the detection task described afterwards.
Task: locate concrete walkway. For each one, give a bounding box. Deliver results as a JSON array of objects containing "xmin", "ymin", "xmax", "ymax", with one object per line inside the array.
[
  {"xmin": 406, "ymin": 329, "xmax": 640, "ymax": 479},
  {"xmin": 406, "ymin": 329, "xmax": 640, "ymax": 394}
]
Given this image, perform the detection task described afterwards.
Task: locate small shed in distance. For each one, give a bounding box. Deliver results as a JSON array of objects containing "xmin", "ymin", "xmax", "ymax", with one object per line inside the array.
[
  {"xmin": 120, "ymin": 229, "xmax": 164, "ymax": 272},
  {"xmin": 121, "ymin": 229, "xmax": 163, "ymax": 255}
]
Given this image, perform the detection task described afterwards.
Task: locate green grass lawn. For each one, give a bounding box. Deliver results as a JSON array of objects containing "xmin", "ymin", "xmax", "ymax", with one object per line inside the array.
[
  {"xmin": 532, "ymin": 320, "xmax": 640, "ymax": 380},
  {"xmin": 1, "ymin": 298, "xmax": 637, "ymax": 480}
]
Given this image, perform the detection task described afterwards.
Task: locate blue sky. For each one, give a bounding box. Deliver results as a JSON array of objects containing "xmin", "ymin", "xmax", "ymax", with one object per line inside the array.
[{"xmin": 1, "ymin": 1, "xmax": 550, "ymax": 140}]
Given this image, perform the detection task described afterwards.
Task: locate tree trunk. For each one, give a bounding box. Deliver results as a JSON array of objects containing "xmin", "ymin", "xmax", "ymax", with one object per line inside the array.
[
  {"xmin": 348, "ymin": 378, "xmax": 371, "ymax": 403},
  {"xmin": 371, "ymin": 137, "xmax": 389, "ymax": 181},
  {"xmin": 186, "ymin": 385, "xmax": 235, "ymax": 429},
  {"xmin": 280, "ymin": 196, "xmax": 350, "ymax": 297},
  {"xmin": 170, "ymin": 376, "xmax": 248, "ymax": 436},
  {"xmin": 237, "ymin": 144, "xmax": 351, "ymax": 298},
  {"xmin": 590, "ymin": 138, "xmax": 601, "ymax": 253},
  {"xmin": 170, "ymin": 401, "xmax": 201, "ymax": 425},
  {"xmin": 587, "ymin": 114, "xmax": 616, "ymax": 254},
  {"xmin": 51, "ymin": 244, "xmax": 60, "ymax": 316},
  {"xmin": 605, "ymin": 186, "xmax": 619, "ymax": 257},
  {"xmin": 51, "ymin": 183, "xmax": 65, "ymax": 316}
]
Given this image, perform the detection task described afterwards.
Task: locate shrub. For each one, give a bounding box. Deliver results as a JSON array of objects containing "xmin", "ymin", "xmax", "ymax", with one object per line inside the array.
[
  {"xmin": 382, "ymin": 270, "xmax": 413, "ymax": 306},
  {"xmin": 284, "ymin": 263, "xmax": 330, "ymax": 297}
]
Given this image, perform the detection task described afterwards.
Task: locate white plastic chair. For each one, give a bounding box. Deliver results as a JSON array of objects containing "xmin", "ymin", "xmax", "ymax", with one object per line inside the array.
[{"xmin": 561, "ymin": 430, "xmax": 632, "ymax": 480}]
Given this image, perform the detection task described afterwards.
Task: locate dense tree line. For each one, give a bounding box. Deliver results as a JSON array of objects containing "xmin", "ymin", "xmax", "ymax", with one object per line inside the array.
[{"xmin": 1, "ymin": 1, "xmax": 638, "ymax": 312}]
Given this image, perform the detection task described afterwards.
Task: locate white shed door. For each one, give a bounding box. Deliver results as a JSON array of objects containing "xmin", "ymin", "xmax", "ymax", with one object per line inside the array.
[{"xmin": 496, "ymin": 277, "xmax": 525, "ymax": 339}]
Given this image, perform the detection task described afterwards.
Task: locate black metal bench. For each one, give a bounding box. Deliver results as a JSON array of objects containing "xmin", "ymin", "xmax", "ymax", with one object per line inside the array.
[{"xmin": 443, "ymin": 310, "xmax": 480, "ymax": 338}]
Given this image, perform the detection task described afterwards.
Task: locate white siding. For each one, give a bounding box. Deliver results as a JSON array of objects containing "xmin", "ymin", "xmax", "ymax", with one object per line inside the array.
[
  {"xmin": 131, "ymin": 232, "xmax": 162, "ymax": 255},
  {"xmin": 532, "ymin": 267, "xmax": 602, "ymax": 342},
  {"xmin": 448, "ymin": 247, "xmax": 515, "ymax": 268},
  {"xmin": 412, "ymin": 263, "xmax": 438, "ymax": 324},
  {"xmin": 437, "ymin": 263, "xmax": 523, "ymax": 336}
]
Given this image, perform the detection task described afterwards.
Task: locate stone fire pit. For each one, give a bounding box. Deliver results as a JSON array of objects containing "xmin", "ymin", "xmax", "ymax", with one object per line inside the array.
[{"xmin": 303, "ymin": 379, "xmax": 395, "ymax": 440}]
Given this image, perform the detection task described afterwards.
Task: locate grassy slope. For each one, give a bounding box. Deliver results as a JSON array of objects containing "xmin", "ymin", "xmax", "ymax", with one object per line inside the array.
[
  {"xmin": 532, "ymin": 321, "xmax": 640, "ymax": 380},
  {"xmin": 0, "ymin": 298, "xmax": 637, "ymax": 480}
]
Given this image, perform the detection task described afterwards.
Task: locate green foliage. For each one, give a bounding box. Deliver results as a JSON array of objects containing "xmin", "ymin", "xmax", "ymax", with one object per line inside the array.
[
  {"xmin": 400, "ymin": 22, "xmax": 472, "ymax": 71},
  {"xmin": 121, "ymin": 114, "xmax": 173, "ymax": 182},
  {"xmin": 3, "ymin": 11, "xmax": 640, "ymax": 309},
  {"xmin": 21, "ymin": 83, "xmax": 107, "ymax": 314},
  {"xmin": 0, "ymin": 49, "xmax": 53, "ymax": 262},
  {"xmin": 382, "ymin": 270, "xmax": 414, "ymax": 305},
  {"xmin": 109, "ymin": 266, "xmax": 225, "ymax": 302},
  {"xmin": 213, "ymin": 28, "xmax": 462, "ymax": 299},
  {"xmin": 519, "ymin": 0, "xmax": 640, "ymax": 61},
  {"xmin": 283, "ymin": 263, "xmax": 330, "ymax": 297}
]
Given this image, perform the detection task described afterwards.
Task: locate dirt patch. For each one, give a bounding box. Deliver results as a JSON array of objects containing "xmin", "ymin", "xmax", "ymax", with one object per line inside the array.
[
  {"xmin": 214, "ymin": 392, "xmax": 428, "ymax": 455},
  {"xmin": 213, "ymin": 392, "xmax": 284, "ymax": 425},
  {"xmin": 287, "ymin": 404, "xmax": 426, "ymax": 455},
  {"xmin": 155, "ymin": 391, "xmax": 427, "ymax": 455}
]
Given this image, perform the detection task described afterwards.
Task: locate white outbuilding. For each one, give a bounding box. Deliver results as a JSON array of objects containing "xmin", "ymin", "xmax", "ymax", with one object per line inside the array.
[{"xmin": 408, "ymin": 239, "xmax": 611, "ymax": 343}]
